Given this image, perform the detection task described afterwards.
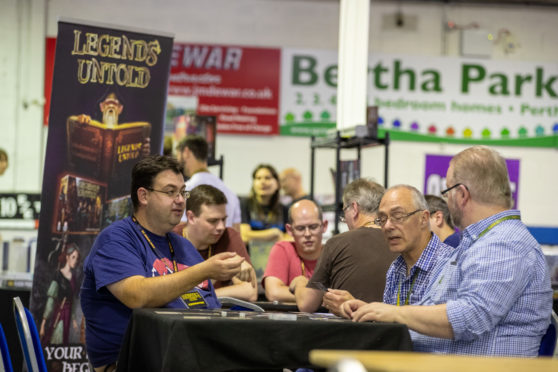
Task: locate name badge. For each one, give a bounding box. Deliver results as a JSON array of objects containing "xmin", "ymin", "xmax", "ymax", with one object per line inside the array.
[{"xmin": 181, "ymin": 289, "xmax": 208, "ymax": 308}]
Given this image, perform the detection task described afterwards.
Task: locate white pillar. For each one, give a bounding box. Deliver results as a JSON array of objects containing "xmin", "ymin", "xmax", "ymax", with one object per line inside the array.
[{"xmin": 336, "ymin": 0, "xmax": 370, "ymax": 131}]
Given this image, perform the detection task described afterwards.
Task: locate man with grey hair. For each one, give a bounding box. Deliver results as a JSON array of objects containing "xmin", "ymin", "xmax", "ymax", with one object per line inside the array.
[
  {"xmin": 373, "ymin": 185, "xmax": 452, "ymax": 306},
  {"xmin": 341, "ymin": 146, "xmax": 552, "ymax": 356},
  {"xmin": 294, "ymin": 178, "xmax": 397, "ymax": 315}
]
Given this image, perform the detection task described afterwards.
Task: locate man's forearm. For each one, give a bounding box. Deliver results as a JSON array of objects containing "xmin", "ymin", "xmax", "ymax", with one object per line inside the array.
[
  {"xmin": 216, "ymin": 280, "xmax": 258, "ymax": 302},
  {"xmin": 397, "ymin": 304, "xmax": 454, "ymax": 339},
  {"xmin": 295, "ymin": 286, "xmax": 322, "ymax": 313},
  {"xmin": 108, "ymin": 261, "xmax": 212, "ymax": 308}
]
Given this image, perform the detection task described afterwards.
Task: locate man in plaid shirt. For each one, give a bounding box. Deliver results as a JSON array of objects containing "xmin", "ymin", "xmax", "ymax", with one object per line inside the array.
[{"xmin": 377, "ymin": 185, "xmax": 453, "ymax": 307}]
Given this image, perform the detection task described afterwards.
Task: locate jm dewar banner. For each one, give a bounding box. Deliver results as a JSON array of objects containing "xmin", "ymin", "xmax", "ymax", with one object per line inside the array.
[
  {"xmin": 31, "ymin": 19, "xmax": 173, "ymax": 371},
  {"xmin": 168, "ymin": 43, "xmax": 281, "ymax": 135}
]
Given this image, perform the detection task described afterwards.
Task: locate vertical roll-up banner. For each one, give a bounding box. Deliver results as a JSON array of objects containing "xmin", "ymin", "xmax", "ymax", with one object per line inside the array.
[{"xmin": 31, "ymin": 19, "xmax": 174, "ymax": 370}]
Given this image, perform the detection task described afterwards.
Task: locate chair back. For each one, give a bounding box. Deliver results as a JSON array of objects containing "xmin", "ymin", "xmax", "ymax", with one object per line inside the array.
[
  {"xmin": 13, "ymin": 296, "xmax": 48, "ymax": 372},
  {"xmin": 218, "ymin": 296, "xmax": 265, "ymax": 312},
  {"xmin": 0, "ymin": 323, "xmax": 14, "ymax": 372},
  {"xmin": 539, "ymin": 310, "xmax": 558, "ymax": 357}
]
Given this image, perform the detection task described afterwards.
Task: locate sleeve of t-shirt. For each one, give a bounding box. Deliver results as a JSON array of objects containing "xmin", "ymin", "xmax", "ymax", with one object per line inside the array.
[
  {"xmin": 91, "ymin": 224, "xmax": 149, "ymax": 291},
  {"xmin": 262, "ymin": 242, "xmax": 290, "ymax": 286},
  {"xmin": 307, "ymin": 240, "xmax": 332, "ymax": 289}
]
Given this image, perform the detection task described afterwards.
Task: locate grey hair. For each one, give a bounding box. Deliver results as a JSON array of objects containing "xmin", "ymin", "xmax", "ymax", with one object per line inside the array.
[
  {"xmin": 342, "ymin": 178, "xmax": 385, "ymax": 214},
  {"xmin": 450, "ymin": 146, "xmax": 512, "ymax": 209},
  {"xmin": 386, "ymin": 184, "xmax": 429, "ymax": 211}
]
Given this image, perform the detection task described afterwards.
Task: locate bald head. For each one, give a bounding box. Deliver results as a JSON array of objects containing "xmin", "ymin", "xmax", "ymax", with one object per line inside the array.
[
  {"xmin": 288, "ymin": 199, "xmax": 322, "ymax": 223},
  {"xmin": 287, "ymin": 199, "xmax": 327, "ymax": 260},
  {"xmin": 280, "ymin": 168, "xmax": 305, "ymax": 199}
]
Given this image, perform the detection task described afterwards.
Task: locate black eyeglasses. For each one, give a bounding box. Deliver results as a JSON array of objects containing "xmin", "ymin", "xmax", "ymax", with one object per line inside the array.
[
  {"xmin": 147, "ymin": 188, "xmax": 189, "ymax": 200},
  {"xmin": 441, "ymin": 183, "xmax": 468, "ymax": 196},
  {"xmin": 374, "ymin": 209, "xmax": 423, "ymax": 227}
]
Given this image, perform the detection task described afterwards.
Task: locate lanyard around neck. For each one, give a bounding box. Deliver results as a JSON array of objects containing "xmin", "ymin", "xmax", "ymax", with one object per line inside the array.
[
  {"xmin": 476, "ymin": 215, "xmax": 520, "ymax": 240},
  {"xmin": 132, "ymin": 216, "xmax": 177, "ymax": 272},
  {"xmin": 396, "ymin": 268, "xmax": 420, "ymax": 306}
]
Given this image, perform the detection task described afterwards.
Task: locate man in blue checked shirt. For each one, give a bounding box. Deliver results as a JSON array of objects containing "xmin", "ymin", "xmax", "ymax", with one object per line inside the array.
[{"xmin": 341, "ymin": 146, "xmax": 552, "ymax": 356}]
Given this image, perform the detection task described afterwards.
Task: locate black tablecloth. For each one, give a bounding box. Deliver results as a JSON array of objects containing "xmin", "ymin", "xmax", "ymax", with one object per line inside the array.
[{"xmin": 117, "ymin": 308, "xmax": 412, "ymax": 372}]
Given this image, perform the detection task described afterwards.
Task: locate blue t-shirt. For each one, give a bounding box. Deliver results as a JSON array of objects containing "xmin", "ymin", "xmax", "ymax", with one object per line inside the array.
[{"xmin": 80, "ymin": 217, "xmax": 220, "ymax": 367}]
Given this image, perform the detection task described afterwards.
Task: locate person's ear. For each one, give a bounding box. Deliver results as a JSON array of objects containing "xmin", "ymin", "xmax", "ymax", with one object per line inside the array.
[
  {"xmin": 321, "ymin": 220, "xmax": 329, "ymax": 232},
  {"xmin": 286, "ymin": 223, "xmax": 294, "ymax": 238},
  {"xmin": 431, "ymin": 211, "xmax": 443, "ymax": 227},
  {"xmin": 137, "ymin": 188, "xmax": 149, "ymax": 206},
  {"xmin": 186, "ymin": 210, "xmax": 196, "ymax": 222}
]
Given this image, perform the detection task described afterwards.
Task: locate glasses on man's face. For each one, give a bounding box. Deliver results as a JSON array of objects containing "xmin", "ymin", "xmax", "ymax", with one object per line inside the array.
[
  {"xmin": 374, "ymin": 209, "xmax": 423, "ymax": 227},
  {"xmin": 338, "ymin": 204, "xmax": 352, "ymax": 223},
  {"xmin": 292, "ymin": 223, "xmax": 322, "ymax": 235},
  {"xmin": 147, "ymin": 187, "xmax": 189, "ymax": 200},
  {"xmin": 440, "ymin": 183, "xmax": 468, "ymax": 197}
]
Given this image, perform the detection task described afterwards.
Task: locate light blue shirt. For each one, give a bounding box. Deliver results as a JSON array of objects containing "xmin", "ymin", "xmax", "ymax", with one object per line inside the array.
[{"xmin": 412, "ymin": 210, "xmax": 552, "ymax": 356}]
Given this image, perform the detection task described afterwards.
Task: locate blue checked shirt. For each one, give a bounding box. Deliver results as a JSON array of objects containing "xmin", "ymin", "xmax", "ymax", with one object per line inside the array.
[
  {"xmin": 383, "ymin": 233, "xmax": 453, "ymax": 305},
  {"xmin": 413, "ymin": 210, "xmax": 553, "ymax": 356}
]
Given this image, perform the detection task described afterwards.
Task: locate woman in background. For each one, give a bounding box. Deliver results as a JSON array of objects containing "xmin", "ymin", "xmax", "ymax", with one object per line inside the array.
[
  {"xmin": 240, "ymin": 164, "xmax": 288, "ymax": 243},
  {"xmin": 240, "ymin": 164, "xmax": 289, "ymax": 289}
]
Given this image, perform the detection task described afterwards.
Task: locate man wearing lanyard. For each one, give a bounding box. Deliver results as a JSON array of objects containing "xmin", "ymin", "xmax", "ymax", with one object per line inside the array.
[
  {"xmin": 376, "ymin": 185, "xmax": 453, "ymax": 306},
  {"xmin": 341, "ymin": 146, "xmax": 552, "ymax": 356},
  {"xmin": 80, "ymin": 155, "xmax": 244, "ymax": 372},
  {"xmin": 181, "ymin": 184, "xmax": 258, "ymax": 302},
  {"xmin": 294, "ymin": 179, "xmax": 398, "ymax": 315},
  {"xmin": 262, "ymin": 199, "xmax": 327, "ymax": 303}
]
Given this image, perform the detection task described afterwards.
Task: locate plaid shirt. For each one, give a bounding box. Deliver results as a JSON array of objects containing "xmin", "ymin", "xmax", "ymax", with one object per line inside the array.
[
  {"xmin": 383, "ymin": 233, "xmax": 453, "ymax": 305},
  {"xmin": 413, "ymin": 210, "xmax": 553, "ymax": 356}
]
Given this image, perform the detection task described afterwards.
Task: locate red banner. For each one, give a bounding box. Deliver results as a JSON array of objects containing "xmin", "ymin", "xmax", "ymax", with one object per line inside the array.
[{"xmin": 169, "ymin": 43, "xmax": 281, "ymax": 135}]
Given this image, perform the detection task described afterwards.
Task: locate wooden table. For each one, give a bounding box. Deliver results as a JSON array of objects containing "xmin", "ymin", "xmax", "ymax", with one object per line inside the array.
[{"xmin": 309, "ymin": 350, "xmax": 558, "ymax": 372}]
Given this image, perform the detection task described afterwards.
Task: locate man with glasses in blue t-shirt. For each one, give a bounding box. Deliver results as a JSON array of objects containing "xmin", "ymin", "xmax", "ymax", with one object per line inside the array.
[
  {"xmin": 81, "ymin": 155, "xmax": 244, "ymax": 372},
  {"xmin": 341, "ymin": 146, "xmax": 552, "ymax": 356}
]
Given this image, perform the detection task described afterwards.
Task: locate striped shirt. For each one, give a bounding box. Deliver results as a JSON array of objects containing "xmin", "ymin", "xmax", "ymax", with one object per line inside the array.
[
  {"xmin": 413, "ymin": 210, "xmax": 553, "ymax": 356},
  {"xmin": 383, "ymin": 233, "xmax": 453, "ymax": 305}
]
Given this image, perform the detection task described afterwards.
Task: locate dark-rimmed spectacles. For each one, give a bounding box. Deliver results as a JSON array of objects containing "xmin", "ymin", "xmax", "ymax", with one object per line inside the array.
[{"xmin": 441, "ymin": 183, "xmax": 468, "ymax": 196}]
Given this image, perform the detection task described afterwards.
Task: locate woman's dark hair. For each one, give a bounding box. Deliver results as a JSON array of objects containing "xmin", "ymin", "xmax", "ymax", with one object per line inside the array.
[{"xmin": 249, "ymin": 163, "xmax": 281, "ymax": 219}]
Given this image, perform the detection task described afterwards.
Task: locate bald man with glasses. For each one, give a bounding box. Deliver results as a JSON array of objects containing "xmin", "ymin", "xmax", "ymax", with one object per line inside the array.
[
  {"xmin": 373, "ymin": 185, "xmax": 453, "ymax": 306},
  {"xmin": 262, "ymin": 199, "xmax": 327, "ymax": 302}
]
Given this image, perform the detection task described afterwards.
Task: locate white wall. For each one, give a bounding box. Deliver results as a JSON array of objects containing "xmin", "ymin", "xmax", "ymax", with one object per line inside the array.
[{"xmin": 2, "ymin": 0, "xmax": 557, "ymax": 227}]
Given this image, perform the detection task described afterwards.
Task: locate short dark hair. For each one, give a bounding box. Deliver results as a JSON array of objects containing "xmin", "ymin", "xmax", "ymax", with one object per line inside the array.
[
  {"xmin": 176, "ymin": 136, "xmax": 208, "ymax": 161},
  {"xmin": 0, "ymin": 148, "xmax": 7, "ymax": 161},
  {"xmin": 186, "ymin": 184, "xmax": 228, "ymax": 216},
  {"xmin": 131, "ymin": 155, "xmax": 184, "ymax": 210},
  {"xmin": 425, "ymin": 194, "xmax": 455, "ymax": 229}
]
